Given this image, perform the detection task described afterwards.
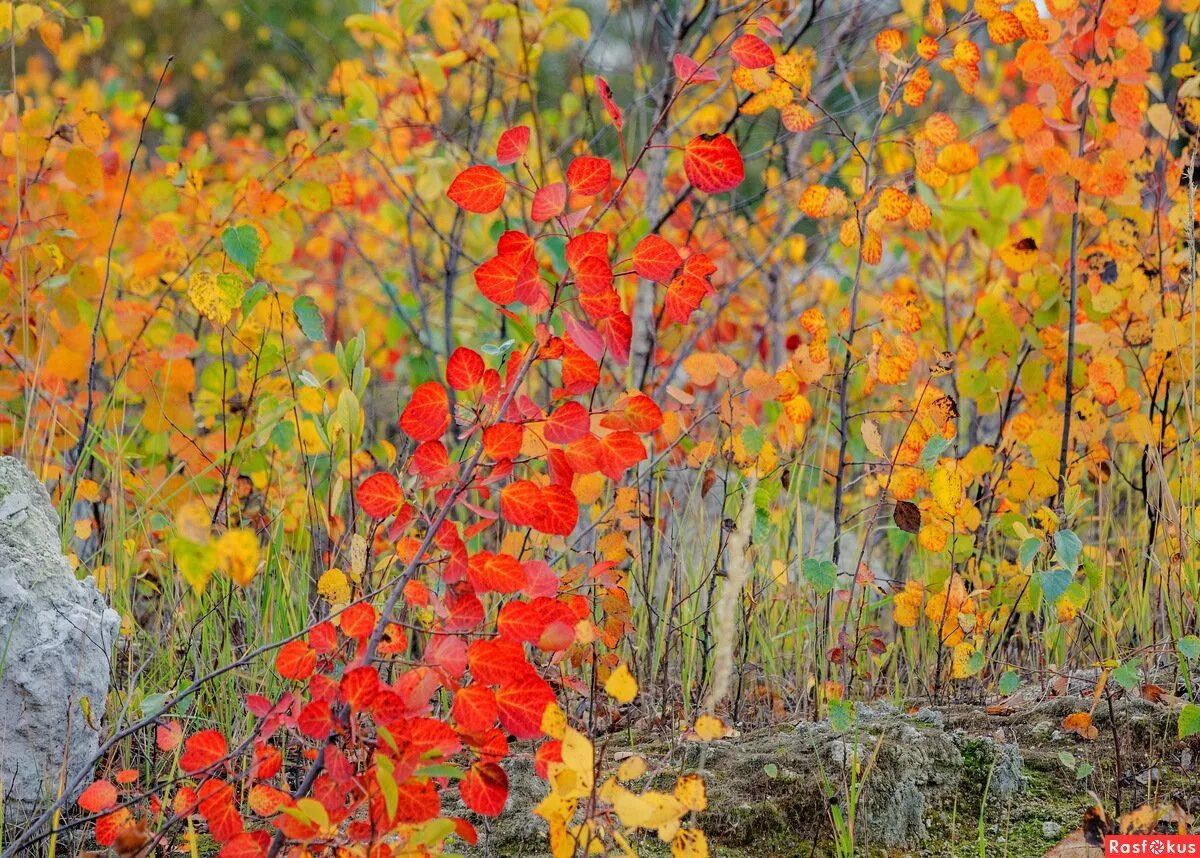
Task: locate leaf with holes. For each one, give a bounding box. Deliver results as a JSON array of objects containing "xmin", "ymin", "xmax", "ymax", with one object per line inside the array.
[{"xmin": 683, "ymin": 134, "xmax": 744, "ymax": 193}]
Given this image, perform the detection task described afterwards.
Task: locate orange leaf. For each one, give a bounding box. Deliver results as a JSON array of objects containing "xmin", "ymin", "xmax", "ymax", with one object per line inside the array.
[
  {"xmin": 1062, "ymin": 712, "xmax": 1099, "ymax": 740},
  {"xmin": 540, "ymin": 484, "xmax": 579, "ymax": 535},
  {"xmin": 447, "ymin": 165, "xmax": 506, "ymax": 213},
  {"xmin": 683, "ymin": 134, "xmax": 744, "ymax": 194},
  {"xmin": 544, "ymin": 401, "xmax": 591, "ymax": 444},
  {"xmin": 340, "ymin": 665, "xmax": 380, "ymax": 712},
  {"xmin": 452, "ymin": 685, "xmax": 498, "ymax": 732},
  {"xmin": 500, "ymin": 480, "xmax": 543, "ymax": 528},
  {"xmin": 156, "ymin": 720, "xmax": 183, "ymax": 752},
  {"xmin": 483, "ymin": 422, "xmax": 524, "ymax": 461},
  {"xmin": 340, "ymin": 601, "xmax": 377, "ymax": 639}
]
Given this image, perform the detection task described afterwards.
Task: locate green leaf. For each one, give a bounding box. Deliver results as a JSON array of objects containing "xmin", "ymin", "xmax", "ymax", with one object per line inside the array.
[
  {"xmin": 221, "ymin": 224, "xmax": 262, "ymax": 274},
  {"xmin": 802, "ymin": 558, "xmax": 838, "ymax": 597},
  {"xmin": 1018, "ymin": 537, "xmax": 1042, "ymax": 570},
  {"xmin": 1057, "ymin": 750, "xmax": 1075, "ymax": 770},
  {"xmin": 375, "ymin": 753, "xmax": 399, "ymax": 821},
  {"xmin": 917, "ymin": 435, "xmax": 951, "ymax": 468},
  {"xmin": 1112, "ymin": 660, "xmax": 1140, "ymax": 692},
  {"xmin": 1039, "ymin": 568, "xmax": 1072, "ymax": 605},
  {"xmin": 1074, "ymin": 761, "xmax": 1094, "ymax": 779},
  {"xmin": 999, "ymin": 670, "xmax": 1020, "ymax": 695},
  {"xmin": 828, "ymin": 698, "xmax": 854, "ymax": 732},
  {"xmin": 293, "ymin": 295, "xmax": 325, "ymax": 342},
  {"xmin": 1053, "ymin": 529, "xmax": 1083, "ymax": 571},
  {"xmin": 1178, "ymin": 635, "xmax": 1200, "ymax": 662},
  {"xmin": 241, "ymin": 281, "xmax": 269, "ymax": 318},
  {"xmin": 1178, "ymin": 703, "xmax": 1200, "ymax": 739}
]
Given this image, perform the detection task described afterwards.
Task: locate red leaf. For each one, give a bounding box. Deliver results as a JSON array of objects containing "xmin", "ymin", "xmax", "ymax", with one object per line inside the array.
[
  {"xmin": 495, "ymin": 676, "xmax": 555, "ymax": 739},
  {"xmin": 400, "ymin": 382, "xmax": 450, "ymax": 442},
  {"xmin": 468, "ymin": 551, "xmax": 528, "ymax": 594},
  {"xmin": 544, "ymin": 401, "xmax": 591, "ymax": 444},
  {"xmin": 179, "ymin": 730, "xmax": 228, "ymax": 774},
  {"xmin": 673, "ymin": 53, "xmax": 719, "ymax": 84},
  {"xmin": 632, "ymin": 234, "xmax": 682, "ymax": 283},
  {"xmin": 219, "ymin": 833, "xmax": 268, "ymax": 858},
  {"xmin": 78, "ymin": 779, "xmax": 117, "ymax": 812},
  {"xmin": 497, "ymin": 599, "xmax": 545, "ymax": 643},
  {"xmin": 341, "ymin": 665, "xmax": 380, "ymax": 712},
  {"xmin": 446, "ymin": 347, "xmax": 485, "ymax": 390},
  {"xmin": 566, "ymin": 156, "xmax": 612, "ymax": 195},
  {"xmin": 595, "ymin": 76, "xmax": 624, "ymax": 130},
  {"xmin": 94, "ymin": 808, "xmax": 134, "ymax": 846},
  {"xmin": 531, "ymin": 182, "xmax": 567, "ymax": 223},
  {"xmin": 447, "ymin": 165, "xmax": 506, "ymax": 213},
  {"xmin": 452, "ymin": 685, "xmax": 499, "ymax": 732},
  {"xmin": 356, "ymin": 472, "xmax": 404, "ymax": 520},
  {"xmin": 156, "ymin": 720, "xmax": 183, "ymax": 752},
  {"xmin": 483, "ymin": 422, "xmax": 524, "ymax": 461},
  {"xmin": 468, "ymin": 638, "xmax": 535, "ymax": 685},
  {"xmin": 599, "ymin": 431, "xmax": 647, "ymax": 479},
  {"xmin": 473, "ymin": 252, "xmax": 526, "ymax": 305},
  {"xmin": 461, "ymin": 762, "xmax": 509, "ymax": 816},
  {"xmin": 500, "ymin": 480, "xmax": 543, "ymax": 529},
  {"xmin": 622, "ymin": 393, "xmax": 664, "ymax": 433},
  {"xmin": 392, "ymin": 778, "xmax": 440, "ymax": 823},
  {"xmin": 730, "ymin": 33, "xmax": 775, "ymax": 68},
  {"xmin": 540, "ymin": 484, "xmax": 579, "ymax": 536},
  {"xmin": 275, "ymin": 639, "xmax": 316, "ymax": 680},
  {"xmin": 310, "ymin": 621, "xmax": 337, "ymax": 653},
  {"xmin": 756, "ymin": 16, "xmax": 781, "ymax": 37},
  {"xmin": 340, "ymin": 601, "xmax": 377, "ymax": 639},
  {"xmin": 683, "ymin": 134, "xmax": 745, "ymax": 194},
  {"xmin": 297, "ymin": 699, "xmax": 335, "ymax": 739},
  {"xmin": 496, "ymin": 126, "xmax": 530, "ymax": 166}
]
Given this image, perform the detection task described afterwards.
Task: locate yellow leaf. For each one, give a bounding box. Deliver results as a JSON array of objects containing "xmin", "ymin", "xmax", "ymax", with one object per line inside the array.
[
  {"xmin": 862, "ymin": 419, "xmax": 885, "ymax": 458},
  {"xmin": 693, "ymin": 714, "xmax": 726, "ymax": 741},
  {"xmin": 317, "ymin": 567, "xmax": 350, "ymax": 604},
  {"xmin": 672, "ymin": 829, "xmax": 709, "ymax": 858},
  {"xmin": 605, "ymin": 663, "xmax": 638, "ymax": 704},
  {"xmin": 616, "ymin": 756, "xmax": 647, "ymax": 781},
  {"xmin": 64, "ymin": 146, "xmax": 102, "ymax": 191},
  {"xmin": 187, "ymin": 271, "xmax": 240, "ymax": 326},
  {"xmin": 673, "ymin": 774, "xmax": 707, "ymax": 812},
  {"xmin": 215, "ymin": 528, "xmax": 261, "ymax": 587}
]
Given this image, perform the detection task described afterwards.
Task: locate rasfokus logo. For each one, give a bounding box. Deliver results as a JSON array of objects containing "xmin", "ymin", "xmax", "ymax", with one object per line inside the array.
[{"xmin": 1105, "ymin": 835, "xmax": 1200, "ymax": 855}]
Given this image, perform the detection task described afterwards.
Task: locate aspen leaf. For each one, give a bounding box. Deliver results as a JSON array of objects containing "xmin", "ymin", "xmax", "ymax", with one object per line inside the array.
[{"xmin": 605, "ymin": 663, "xmax": 637, "ymax": 704}]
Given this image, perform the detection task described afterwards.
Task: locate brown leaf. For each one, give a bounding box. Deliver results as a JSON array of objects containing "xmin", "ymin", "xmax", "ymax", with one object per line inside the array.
[
  {"xmin": 1082, "ymin": 804, "xmax": 1111, "ymax": 846},
  {"xmin": 893, "ymin": 500, "xmax": 921, "ymax": 534}
]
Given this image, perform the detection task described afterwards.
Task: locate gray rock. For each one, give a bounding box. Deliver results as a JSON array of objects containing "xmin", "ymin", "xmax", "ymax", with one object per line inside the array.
[
  {"xmin": 0, "ymin": 457, "xmax": 118, "ymax": 827},
  {"xmin": 1042, "ymin": 820, "xmax": 1063, "ymax": 838}
]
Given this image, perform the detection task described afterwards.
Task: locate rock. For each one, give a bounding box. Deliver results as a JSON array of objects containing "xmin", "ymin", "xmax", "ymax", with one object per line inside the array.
[
  {"xmin": 1043, "ymin": 820, "xmax": 1063, "ymax": 838},
  {"xmin": 0, "ymin": 457, "xmax": 118, "ymax": 828}
]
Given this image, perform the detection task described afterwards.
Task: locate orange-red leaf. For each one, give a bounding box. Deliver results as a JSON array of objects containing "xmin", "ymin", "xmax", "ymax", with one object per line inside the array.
[
  {"xmin": 275, "ymin": 639, "xmax": 317, "ymax": 680},
  {"xmin": 341, "ymin": 665, "xmax": 380, "ymax": 712},
  {"xmin": 632, "ymin": 234, "xmax": 682, "ymax": 283},
  {"xmin": 447, "ymin": 165, "xmax": 506, "ymax": 213},
  {"xmin": 483, "ymin": 422, "xmax": 524, "ymax": 461},
  {"xmin": 683, "ymin": 134, "xmax": 744, "ymax": 193},
  {"xmin": 356, "ymin": 472, "xmax": 405, "ymax": 519},
  {"xmin": 495, "ymin": 676, "xmax": 555, "ymax": 738},
  {"xmin": 730, "ymin": 33, "xmax": 774, "ymax": 68},
  {"xmin": 544, "ymin": 401, "xmax": 591, "ymax": 444},
  {"xmin": 452, "ymin": 685, "xmax": 498, "ymax": 732},
  {"xmin": 496, "ymin": 126, "xmax": 530, "ymax": 166},
  {"xmin": 461, "ymin": 762, "xmax": 508, "ymax": 816},
  {"xmin": 474, "ymin": 252, "xmax": 527, "ymax": 305},
  {"xmin": 446, "ymin": 347, "xmax": 485, "ymax": 391},
  {"xmin": 595, "ymin": 76, "xmax": 623, "ymax": 130},
  {"xmin": 566, "ymin": 156, "xmax": 611, "ymax": 195},
  {"xmin": 531, "ymin": 182, "xmax": 567, "ymax": 223},
  {"xmin": 500, "ymin": 480, "xmax": 543, "ymax": 529},
  {"xmin": 400, "ymin": 382, "xmax": 450, "ymax": 442},
  {"xmin": 78, "ymin": 779, "xmax": 118, "ymax": 812},
  {"xmin": 179, "ymin": 729, "xmax": 228, "ymax": 774},
  {"xmin": 156, "ymin": 720, "xmax": 183, "ymax": 752},
  {"xmin": 540, "ymin": 484, "xmax": 579, "ymax": 536},
  {"xmin": 340, "ymin": 601, "xmax": 377, "ymax": 639}
]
